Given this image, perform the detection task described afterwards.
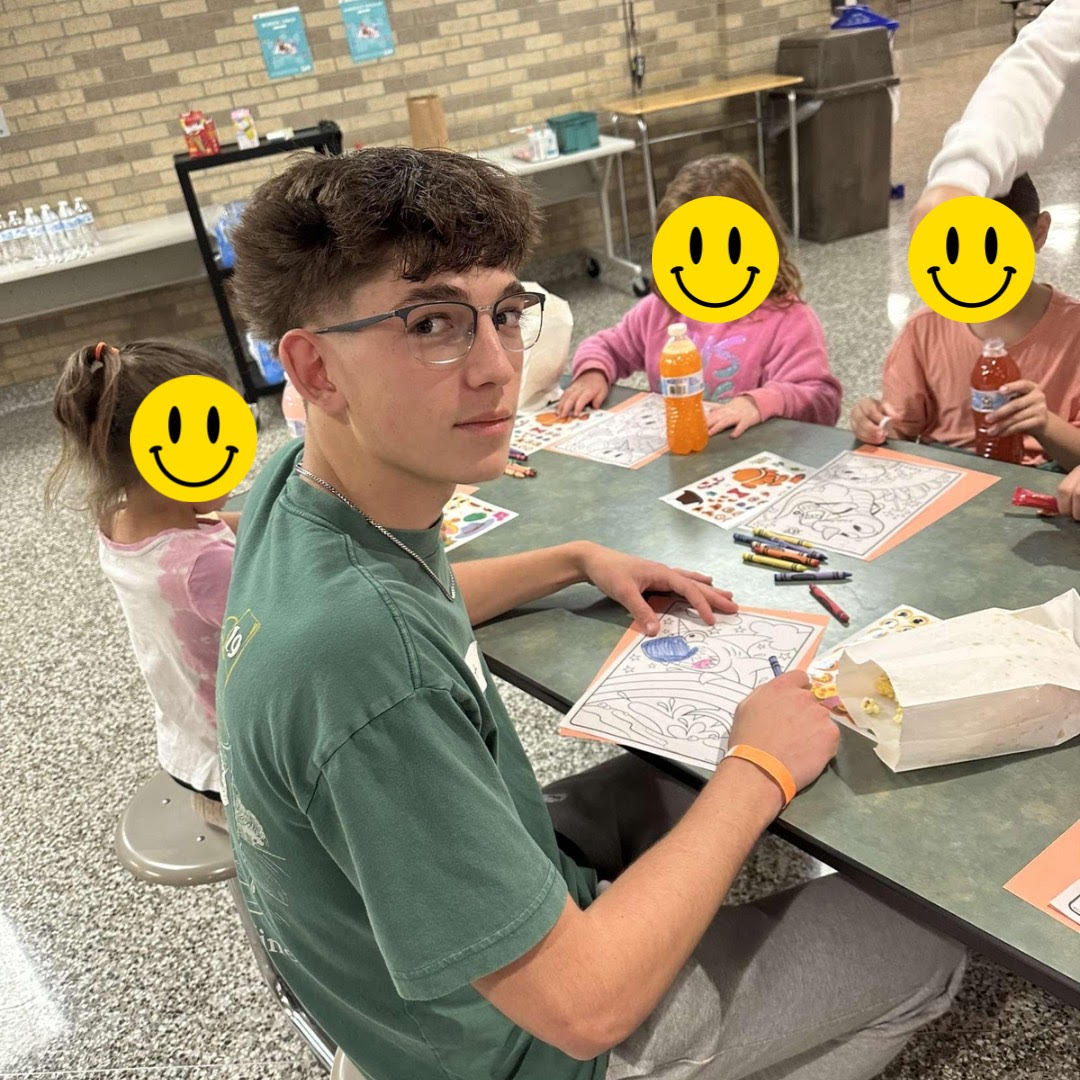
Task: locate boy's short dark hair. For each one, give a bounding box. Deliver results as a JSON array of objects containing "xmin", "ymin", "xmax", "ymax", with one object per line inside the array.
[
  {"xmin": 995, "ymin": 173, "xmax": 1040, "ymax": 227},
  {"xmin": 231, "ymin": 147, "xmax": 542, "ymax": 346}
]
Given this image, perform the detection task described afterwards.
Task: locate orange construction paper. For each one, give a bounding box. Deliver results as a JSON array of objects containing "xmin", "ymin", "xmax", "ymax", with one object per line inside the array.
[
  {"xmin": 558, "ymin": 597, "xmax": 828, "ymax": 740},
  {"xmin": 1004, "ymin": 819, "xmax": 1080, "ymax": 934},
  {"xmin": 850, "ymin": 444, "xmax": 1000, "ymax": 561}
]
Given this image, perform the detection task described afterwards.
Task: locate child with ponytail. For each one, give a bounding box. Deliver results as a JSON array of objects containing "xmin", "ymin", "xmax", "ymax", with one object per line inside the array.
[{"xmin": 46, "ymin": 340, "xmax": 241, "ymax": 828}]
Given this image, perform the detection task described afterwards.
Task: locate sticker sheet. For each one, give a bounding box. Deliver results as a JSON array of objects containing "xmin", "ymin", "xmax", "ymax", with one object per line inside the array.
[
  {"xmin": 740, "ymin": 446, "xmax": 998, "ymax": 561},
  {"xmin": 807, "ymin": 605, "xmax": 938, "ymax": 730},
  {"xmin": 560, "ymin": 602, "xmax": 827, "ymax": 771},
  {"xmin": 440, "ymin": 492, "xmax": 516, "ymax": 552},
  {"xmin": 509, "ymin": 407, "xmax": 610, "ymax": 455},
  {"xmin": 659, "ymin": 452, "xmax": 813, "ymax": 529}
]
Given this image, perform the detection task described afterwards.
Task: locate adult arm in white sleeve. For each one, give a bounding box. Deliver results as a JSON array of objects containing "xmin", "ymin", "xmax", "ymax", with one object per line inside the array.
[{"xmin": 926, "ymin": 0, "xmax": 1080, "ymax": 197}]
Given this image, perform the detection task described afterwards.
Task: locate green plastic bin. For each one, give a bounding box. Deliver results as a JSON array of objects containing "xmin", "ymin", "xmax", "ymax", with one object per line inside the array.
[{"xmin": 546, "ymin": 112, "xmax": 599, "ymax": 154}]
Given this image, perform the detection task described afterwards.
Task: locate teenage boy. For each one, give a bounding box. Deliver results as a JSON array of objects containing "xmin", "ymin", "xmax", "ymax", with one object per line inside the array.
[
  {"xmin": 220, "ymin": 147, "xmax": 965, "ymax": 1080},
  {"xmin": 852, "ymin": 174, "xmax": 1080, "ymax": 472}
]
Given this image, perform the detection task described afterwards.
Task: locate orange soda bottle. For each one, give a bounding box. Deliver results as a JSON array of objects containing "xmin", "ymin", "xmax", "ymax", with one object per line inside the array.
[
  {"xmin": 970, "ymin": 337, "xmax": 1023, "ymax": 464},
  {"xmin": 659, "ymin": 323, "xmax": 708, "ymax": 454}
]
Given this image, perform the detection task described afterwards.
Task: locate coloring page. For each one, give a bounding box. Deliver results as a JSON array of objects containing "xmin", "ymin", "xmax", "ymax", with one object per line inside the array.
[
  {"xmin": 562, "ymin": 604, "xmax": 825, "ymax": 770},
  {"xmin": 660, "ymin": 452, "xmax": 812, "ymax": 529},
  {"xmin": 547, "ymin": 393, "xmax": 672, "ymax": 469},
  {"xmin": 1050, "ymin": 878, "xmax": 1080, "ymax": 929},
  {"xmin": 510, "ymin": 407, "xmax": 610, "ymax": 455},
  {"xmin": 440, "ymin": 493, "xmax": 516, "ymax": 551},
  {"xmin": 741, "ymin": 450, "xmax": 962, "ymax": 558}
]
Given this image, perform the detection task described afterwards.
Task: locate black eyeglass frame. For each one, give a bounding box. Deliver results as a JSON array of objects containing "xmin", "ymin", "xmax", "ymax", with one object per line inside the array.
[{"xmin": 312, "ymin": 291, "xmax": 546, "ymax": 365}]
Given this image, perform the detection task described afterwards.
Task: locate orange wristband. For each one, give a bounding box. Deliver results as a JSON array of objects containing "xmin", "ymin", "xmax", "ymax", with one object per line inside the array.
[{"xmin": 725, "ymin": 744, "xmax": 797, "ymax": 808}]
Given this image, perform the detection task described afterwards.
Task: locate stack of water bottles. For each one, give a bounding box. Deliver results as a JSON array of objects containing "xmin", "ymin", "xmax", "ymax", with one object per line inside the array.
[{"xmin": 1, "ymin": 198, "xmax": 100, "ymax": 269}]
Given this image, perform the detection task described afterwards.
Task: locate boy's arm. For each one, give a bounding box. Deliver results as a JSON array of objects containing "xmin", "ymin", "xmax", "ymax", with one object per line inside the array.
[
  {"xmin": 880, "ymin": 323, "xmax": 934, "ymax": 441},
  {"xmin": 452, "ymin": 542, "xmax": 733, "ymax": 631},
  {"xmin": 1032, "ymin": 414, "xmax": 1080, "ymax": 473}
]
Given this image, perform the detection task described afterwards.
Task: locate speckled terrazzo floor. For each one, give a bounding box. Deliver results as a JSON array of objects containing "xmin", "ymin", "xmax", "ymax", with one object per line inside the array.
[{"xmin": 4, "ymin": 15, "xmax": 1080, "ymax": 1080}]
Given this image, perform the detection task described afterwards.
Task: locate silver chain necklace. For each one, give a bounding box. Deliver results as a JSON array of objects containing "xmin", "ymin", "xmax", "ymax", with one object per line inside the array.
[{"xmin": 294, "ymin": 463, "xmax": 456, "ymax": 602}]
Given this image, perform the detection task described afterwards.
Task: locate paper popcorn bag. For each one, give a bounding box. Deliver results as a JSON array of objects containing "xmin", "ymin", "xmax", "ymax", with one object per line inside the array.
[{"xmin": 835, "ymin": 590, "xmax": 1080, "ymax": 771}]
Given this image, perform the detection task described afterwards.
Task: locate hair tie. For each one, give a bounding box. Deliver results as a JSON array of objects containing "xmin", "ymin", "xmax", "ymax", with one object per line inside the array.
[{"xmin": 94, "ymin": 341, "xmax": 109, "ymax": 363}]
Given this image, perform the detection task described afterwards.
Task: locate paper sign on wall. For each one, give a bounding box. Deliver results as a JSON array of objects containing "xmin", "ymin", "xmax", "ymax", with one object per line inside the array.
[
  {"xmin": 340, "ymin": 0, "xmax": 395, "ymax": 63},
  {"xmin": 254, "ymin": 6, "xmax": 315, "ymax": 80}
]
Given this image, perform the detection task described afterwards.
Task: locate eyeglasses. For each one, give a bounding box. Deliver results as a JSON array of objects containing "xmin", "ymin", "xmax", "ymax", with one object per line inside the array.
[{"xmin": 313, "ymin": 291, "xmax": 545, "ymax": 366}]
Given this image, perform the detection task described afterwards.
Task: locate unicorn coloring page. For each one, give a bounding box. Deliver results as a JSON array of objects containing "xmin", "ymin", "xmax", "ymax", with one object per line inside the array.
[
  {"xmin": 741, "ymin": 451, "xmax": 962, "ymax": 558},
  {"xmin": 562, "ymin": 605, "xmax": 825, "ymax": 770}
]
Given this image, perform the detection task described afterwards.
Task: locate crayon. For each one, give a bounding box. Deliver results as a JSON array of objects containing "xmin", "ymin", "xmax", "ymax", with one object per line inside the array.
[
  {"xmin": 504, "ymin": 464, "xmax": 536, "ymax": 479},
  {"xmin": 1012, "ymin": 486, "xmax": 1059, "ymax": 514},
  {"xmin": 768, "ymin": 655, "xmax": 783, "ymax": 677},
  {"xmin": 774, "ymin": 571, "xmax": 852, "ymax": 583},
  {"xmin": 508, "ymin": 448, "xmax": 529, "ymax": 463},
  {"xmin": 734, "ymin": 531, "xmax": 828, "ymax": 562},
  {"xmin": 751, "ymin": 542, "xmax": 820, "ymax": 568},
  {"xmin": 743, "ymin": 552, "xmax": 807, "ymax": 573},
  {"xmin": 752, "ymin": 527, "xmax": 814, "ymax": 549},
  {"xmin": 809, "ymin": 584, "xmax": 850, "ymax": 625}
]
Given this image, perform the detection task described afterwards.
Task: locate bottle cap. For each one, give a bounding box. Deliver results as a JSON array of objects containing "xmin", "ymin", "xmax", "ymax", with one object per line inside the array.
[
  {"xmin": 982, "ymin": 337, "xmax": 1007, "ymax": 356},
  {"xmin": 668, "ymin": 322, "xmax": 687, "ymax": 337}
]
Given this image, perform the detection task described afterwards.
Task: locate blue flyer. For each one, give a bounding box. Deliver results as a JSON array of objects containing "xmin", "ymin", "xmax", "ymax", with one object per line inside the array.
[
  {"xmin": 254, "ymin": 6, "xmax": 315, "ymax": 80},
  {"xmin": 340, "ymin": 0, "xmax": 395, "ymax": 64}
]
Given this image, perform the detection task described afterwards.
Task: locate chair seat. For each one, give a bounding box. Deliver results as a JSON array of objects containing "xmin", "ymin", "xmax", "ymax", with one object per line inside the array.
[
  {"xmin": 330, "ymin": 1049, "xmax": 368, "ymax": 1080},
  {"xmin": 115, "ymin": 769, "xmax": 235, "ymax": 886}
]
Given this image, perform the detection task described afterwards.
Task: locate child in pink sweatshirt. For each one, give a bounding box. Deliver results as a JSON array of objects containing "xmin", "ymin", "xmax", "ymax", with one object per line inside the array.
[{"xmin": 559, "ymin": 155, "xmax": 841, "ymax": 438}]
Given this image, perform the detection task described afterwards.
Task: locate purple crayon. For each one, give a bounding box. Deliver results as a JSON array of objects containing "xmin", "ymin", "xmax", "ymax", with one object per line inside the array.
[{"xmin": 774, "ymin": 570, "xmax": 851, "ymax": 583}]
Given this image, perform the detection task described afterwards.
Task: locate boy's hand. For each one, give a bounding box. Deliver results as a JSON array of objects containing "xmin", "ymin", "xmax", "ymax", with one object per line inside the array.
[
  {"xmin": 723, "ymin": 671, "xmax": 839, "ymax": 794},
  {"xmin": 850, "ymin": 397, "xmax": 894, "ymax": 445},
  {"xmin": 988, "ymin": 380, "xmax": 1048, "ymax": 436},
  {"xmin": 1058, "ymin": 466, "xmax": 1080, "ymax": 521},
  {"xmin": 910, "ymin": 183, "xmax": 976, "ymax": 231},
  {"xmin": 706, "ymin": 395, "xmax": 761, "ymax": 438},
  {"xmin": 576, "ymin": 543, "xmax": 737, "ymax": 635},
  {"xmin": 557, "ymin": 370, "xmax": 610, "ymax": 417}
]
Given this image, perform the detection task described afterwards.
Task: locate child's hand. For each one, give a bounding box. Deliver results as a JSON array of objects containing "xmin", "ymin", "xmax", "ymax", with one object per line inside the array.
[
  {"xmin": 851, "ymin": 397, "xmax": 894, "ymax": 445},
  {"xmin": 988, "ymin": 381, "xmax": 1048, "ymax": 437},
  {"xmin": 557, "ymin": 370, "xmax": 610, "ymax": 417},
  {"xmin": 707, "ymin": 395, "xmax": 761, "ymax": 439},
  {"xmin": 1058, "ymin": 467, "xmax": 1080, "ymax": 521}
]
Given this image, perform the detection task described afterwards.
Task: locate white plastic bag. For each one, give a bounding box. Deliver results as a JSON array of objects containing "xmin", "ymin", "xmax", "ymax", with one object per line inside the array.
[{"xmin": 518, "ymin": 280, "xmax": 572, "ymax": 413}]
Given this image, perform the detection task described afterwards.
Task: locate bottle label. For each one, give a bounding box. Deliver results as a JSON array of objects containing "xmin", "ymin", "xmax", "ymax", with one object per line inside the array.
[
  {"xmin": 26, "ymin": 223, "xmax": 45, "ymax": 238},
  {"xmin": 0, "ymin": 228, "xmax": 12, "ymax": 243},
  {"xmin": 45, "ymin": 220, "xmax": 64, "ymax": 235},
  {"xmin": 12, "ymin": 226, "xmax": 27, "ymax": 240},
  {"xmin": 970, "ymin": 388, "xmax": 1013, "ymax": 413},
  {"xmin": 661, "ymin": 372, "xmax": 704, "ymax": 398}
]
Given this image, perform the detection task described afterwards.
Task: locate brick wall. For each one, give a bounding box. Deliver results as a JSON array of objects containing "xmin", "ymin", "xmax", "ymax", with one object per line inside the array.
[{"xmin": 1, "ymin": 0, "xmax": 828, "ymax": 386}]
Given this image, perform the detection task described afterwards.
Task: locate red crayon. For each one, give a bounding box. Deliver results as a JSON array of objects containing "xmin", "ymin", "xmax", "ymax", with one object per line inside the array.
[
  {"xmin": 1012, "ymin": 487, "xmax": 1059, "ymax": 514},
  {"xmin": 809, "ymin": 584, "xmax": 849, "ymax": 625}
]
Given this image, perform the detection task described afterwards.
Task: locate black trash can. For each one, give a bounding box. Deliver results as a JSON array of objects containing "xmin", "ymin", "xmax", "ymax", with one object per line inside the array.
[{"xmin": 776, "ymin": 26, "xmax": 900, "ymax": 242}]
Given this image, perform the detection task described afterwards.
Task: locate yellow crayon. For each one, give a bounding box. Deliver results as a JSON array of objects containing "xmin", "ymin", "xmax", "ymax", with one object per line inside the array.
[
  {"xmin": 743, "ymin": 552, "xmax": 806, "ymax": 572},
  {"xmin": 752, "ymin": 527, "xmax": 813, "ymax": 549}
]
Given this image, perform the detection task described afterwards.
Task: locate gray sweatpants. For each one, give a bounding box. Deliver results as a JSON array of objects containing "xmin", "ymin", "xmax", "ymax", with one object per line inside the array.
[{"xmin": 542, "ymin": 754, "xmax": 966, "ymax": 1080}]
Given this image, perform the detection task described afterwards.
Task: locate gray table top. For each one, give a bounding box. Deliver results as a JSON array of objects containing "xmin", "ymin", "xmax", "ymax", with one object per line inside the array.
[{"xmin": 453, "ymin": 388, "xmax": 1080, "ymax": 1005}]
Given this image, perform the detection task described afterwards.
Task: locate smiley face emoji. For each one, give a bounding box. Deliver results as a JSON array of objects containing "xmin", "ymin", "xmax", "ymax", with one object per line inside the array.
[
  {"xmin": 652, "ymin": 196, "xmax": 779, "ymax": 323},
  {"xmin": 908, "ymin": 196, "xmax": 1035, "ymax": 322},
  {"xmin": 130, "ymin": 375, "xmax": 257, "ymax": 502}
]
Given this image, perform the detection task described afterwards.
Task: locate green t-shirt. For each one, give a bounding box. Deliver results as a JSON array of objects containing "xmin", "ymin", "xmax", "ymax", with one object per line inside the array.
[{"xmin": 217, "ymin": 442, "xmax": 604, "ymax": 1080}]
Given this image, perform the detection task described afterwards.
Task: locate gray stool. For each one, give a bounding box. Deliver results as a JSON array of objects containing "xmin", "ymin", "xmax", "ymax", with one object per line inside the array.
[
  {"xmin": 330, "ymin": 1048, "xmax": 368, "ymax": 1080},
  {"xmin": 117, "ymin": 770, "xmax": 338, "ymax": 1071},
  {"xmin": 115, "ymin": 768, "xmax": 234, "ymax": 886}
]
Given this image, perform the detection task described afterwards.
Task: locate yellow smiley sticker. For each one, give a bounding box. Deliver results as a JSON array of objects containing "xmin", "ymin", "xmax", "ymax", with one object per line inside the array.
[
  {"xmin": 130, "ymin": 375, "xmax": 257, "ymax": 502},
  {"xmin": 908, "ymin": 196, "xmax": 1035, "ymax": 322},
  {"xmin": 651, "ymin": 196, "xmax": 779, "ymax": 323}
]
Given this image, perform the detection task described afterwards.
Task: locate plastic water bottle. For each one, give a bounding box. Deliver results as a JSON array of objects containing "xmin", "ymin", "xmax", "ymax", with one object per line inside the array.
[
  {"xmin": 659, "ymin": 323, "xmax": 708, "ymax": 454},
  {"xmin": 22, "ymin": 207, "xmax": 49, "ymax": 266},
  {"xmin": 971, "ymin": 337, "xmax": 1024, "ymax": 464},
  {"xmin": 57, "ymin": 199, "xmax": 86, "ymax": 258},
  {"xmin": 72, "ymin": 197, "xmax": 99, "ymax": 249},
  {"xmin": 281, "ymin": 375, "xmax": 306, "ymax": 439},
  {"xmin": 41, "ymin": 204, "xmax": 71, "ymax": 262},
  {"xmin": 6, "ymin": 210, "xmax": 28, "ymax": 263}
]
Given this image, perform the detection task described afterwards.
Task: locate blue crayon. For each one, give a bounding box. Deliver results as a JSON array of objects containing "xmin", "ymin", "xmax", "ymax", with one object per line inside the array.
[
  {"xmin": 768, "ymin": 655, "xmax": 783, "ymax": 677},
  {"xmin": 733, "ymin": 530, "xmax": 828, "ymax": 563}
]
